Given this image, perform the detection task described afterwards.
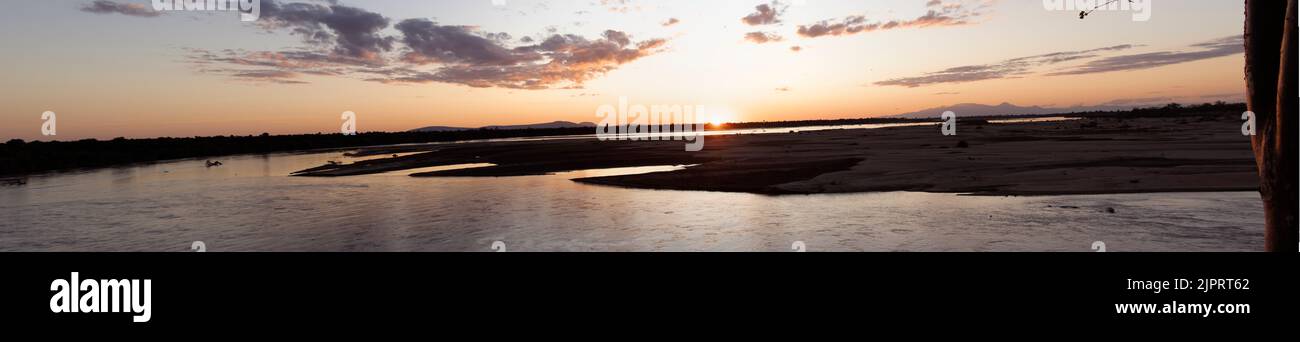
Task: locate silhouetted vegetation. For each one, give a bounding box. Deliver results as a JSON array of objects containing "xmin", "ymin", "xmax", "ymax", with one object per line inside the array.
[
  {"xmin": 1071, "ymin": 101, "xmax": 1247, "ymax": 118},
  {"xmin": 1, "ymin": 128, "xmax": 594, "ymax": 176},
  {"xmin": 713, "ymin": 117, "xmax": 921, "ymax": 130}
]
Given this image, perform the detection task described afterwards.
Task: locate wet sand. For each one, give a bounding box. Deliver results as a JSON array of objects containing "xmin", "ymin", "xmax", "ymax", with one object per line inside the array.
[{"xmin": 293, "ymin": 115, "xmax": 1259, "ymax": 196}]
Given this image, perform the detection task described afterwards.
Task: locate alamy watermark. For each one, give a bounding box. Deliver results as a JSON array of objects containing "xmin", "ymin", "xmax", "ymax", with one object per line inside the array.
[
  {"xmin": 152, "ymin": 0, "xmax": 262, "ymax": 22},
  {"xmin": 1044, "ymin": 0, "xmax": 1152, "ymax": 22},
  {"xmin": 941, "ymin": 111, "xmax": 957, "ymax": 136},
  {"xmin": 41, "ymin": 111, "xmax": 56, "ymax": 136},
  {"xmin": 341, "ymin": 111, "xmax": 358, "ymax": 135},
  {"xmin": 50, "ymin": 272, "xmax": 152, "ymax": 323},
  {"xmin": 1241, "ymin": 111, "xmax": 1256, "ymax": 136},
  {"xmin": 596, "ymin": 97, "xmax": 709, "ymax": 152}
]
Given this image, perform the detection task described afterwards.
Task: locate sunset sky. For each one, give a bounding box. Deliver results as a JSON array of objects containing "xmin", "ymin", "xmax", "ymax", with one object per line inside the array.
[{"xmin": 0, "ymin": 0, "xmax": 1247, "ymax": 140}]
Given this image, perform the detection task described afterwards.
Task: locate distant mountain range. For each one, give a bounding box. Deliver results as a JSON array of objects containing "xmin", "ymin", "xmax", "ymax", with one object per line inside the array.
[
  {"xmin": 890, "ymin": 102, "xmax": 1136, "ymax": 119},
  {"xmin": 412, "ymin": 104, "xmax": 1141, "ymax": 130},
  {"xmin": 411, "ymin": 121, "xmax": 596, "ymax": 132}
]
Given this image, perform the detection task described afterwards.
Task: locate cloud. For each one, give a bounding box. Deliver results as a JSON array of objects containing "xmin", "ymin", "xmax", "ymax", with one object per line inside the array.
[
  {"xmin": 179, "ymin": 1, "xmax": 667, "ymax": 89},
  {"xmin": 257, "ymin": 1, "xmax": 396, "ymax": 62},
  {"xmin": 790, "ymin": 46, "xmax": 802, "ymax": 52},
  {"xmin": 86, "ymin": 1, "xmax": 396, "ymax": 63},
  {"xmin": 875, "ymin": 44, "xmax": 1138, "ymax": 87},
  {"xmin": 797, "ymin": 0, "xmax": 991, "ymax": 38},
  {"xmin": 796, "ymin": 15, "xmax": 872, "ymax": 38},
  {"xmin": 186, "ymin": 48, "xmax": 370, "ymax": 84},
  {"xmin": 601, "ymin": 0, "xmax": 639, "ymax": 13},
  {"xmin": 395, "ymin": 19, "xmax": 543, "ymax": 66},
  {"xmin": 190, "ymin": 48, "xmax": 378, "ymax": 69},
  {"xmin": 80, "ymin": 0, "xmax": 160, "ymax": 17},
  {"xmin": 602, "ymin": 29, "xmax": 631, "ymax": 46},
  {"xmin": 744, "ymin": 32, "xmax": 784, "ymax": 44},
  {"xmin": 875, "ymin": 36, "xmax": 1241, "ymax": 88},
  {"xmin": 742, "ymin": 1, "xmax": 785, "ymax": 26},
  {"xmin": 228, "ymin": 70, "xmax": 310, "ymax": 84},
  {"xmin": 1046, "ymin": 35, "xmax": 1244, "ymax": 76},
  {"xmin": 662, "ymin": 18, "xmax": 680, "ymax": 27},
  {"xmin": 382, "ymin": 20, "xmax": 668, "ymax": 89}
]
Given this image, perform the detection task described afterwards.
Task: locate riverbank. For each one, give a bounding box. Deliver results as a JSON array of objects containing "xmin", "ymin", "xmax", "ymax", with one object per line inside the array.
[{"xmin": 293, "ymin": 114, "xmax": 1258, "ymax": 196}]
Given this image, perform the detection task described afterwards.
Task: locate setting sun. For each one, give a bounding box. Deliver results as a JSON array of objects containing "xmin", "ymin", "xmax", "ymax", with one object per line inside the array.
[{"xmin": 707, "ymin": 107, "xmax": 740, "ymax": 126}]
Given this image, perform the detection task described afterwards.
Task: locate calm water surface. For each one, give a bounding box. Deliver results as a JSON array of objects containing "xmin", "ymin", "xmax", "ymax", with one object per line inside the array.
[{"xmin": 0, "ymin": 143, "xmax": 1264, "ymax": 252}]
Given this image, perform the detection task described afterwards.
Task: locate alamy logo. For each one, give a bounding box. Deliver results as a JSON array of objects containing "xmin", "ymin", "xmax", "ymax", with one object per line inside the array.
[
  {"xmin": 1241, "ymin": 111, "xmax": 1256, "ymax": 136},
  {"xmin": 341, "ymin": 111, "xmax": 358, "ymax": 135},
  {"xmin": 49, "ymin": 272, "xmax": 152, "ymax": 323},
  {"xmin": 1044, "ymin": 0, "xmax": 1151, "ymax": 22},
  {"xmin": 941, "ymin": 111, "xmax": 957, "ymax": 136},
  {"xmin": 41, "ymin": 111, "xmax": 56, "ymax": 136},
  {"xmin": 596, "ymin": 97, "xmax": 709, "ymax": 152},
  {"xmin": 152, "ymin": 0, "xmax": 262, "ymax": 22}
]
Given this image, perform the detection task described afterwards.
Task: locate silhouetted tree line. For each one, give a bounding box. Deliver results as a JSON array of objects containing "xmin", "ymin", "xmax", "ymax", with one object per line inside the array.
[
  {"xmin": 1077, "ymin": 101, "xmax": 1248, "ymax": 118},
  {"xmin": 712, "ymin": 117, "xmax": 920, "ymax": 130},
  {"xmin": 0, "ymin": 128, "xmax": 594, "ymax": 176}
]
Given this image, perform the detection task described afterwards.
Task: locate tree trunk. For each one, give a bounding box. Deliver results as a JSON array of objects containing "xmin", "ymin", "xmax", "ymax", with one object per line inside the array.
[{"xmin": 1245, "ymin": 0, "xmax": 1298, "ymax": 252}]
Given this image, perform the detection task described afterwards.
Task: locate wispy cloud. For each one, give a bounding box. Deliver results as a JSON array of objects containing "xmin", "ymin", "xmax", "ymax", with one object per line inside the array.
[
  {"xmin": 875, "ymin": 44, "xmax": 1138, "ymax": 88},
  {"xmin": 186, "ymin": 48, "xmax": 377, "ymax": 84},
  {"xmin": 80, "ymin": 0, "xmax": 160, "ymax": 17},
  {"xmin": 228, "ymin": 70, "xmax": 310, "ymax": 84},
  {"xmin": 797, "ymin": 0, "xmax": 993, "ymax": 38},
  {"xmin": 1046, "ymin": 35, "xmax": 1243, "ymax": 76}
]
